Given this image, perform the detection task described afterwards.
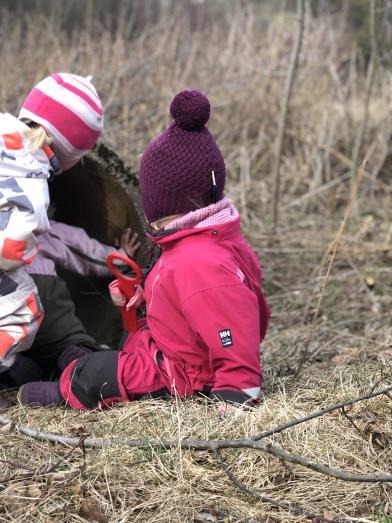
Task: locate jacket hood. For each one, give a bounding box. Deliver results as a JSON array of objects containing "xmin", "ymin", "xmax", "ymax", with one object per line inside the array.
[
  {"xmin": 147, "ymin": 216, "xmax": 242, "ymax": 247},
  {"xmin": 0, "ymin": 113, "xmax": 55, "ymax": 179}
]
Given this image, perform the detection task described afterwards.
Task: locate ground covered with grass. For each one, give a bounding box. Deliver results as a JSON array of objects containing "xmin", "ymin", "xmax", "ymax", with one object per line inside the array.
[
  {"xmin": 1, "ymin": 2, "xmax": 392, "ymax": 521},
  {"xmin": 1, "ymin": 191, "xmax": 391, "ymax": 523},
  {"xmin": 0, "ymin": 366, "xmax": 391, "ymax": 522}
]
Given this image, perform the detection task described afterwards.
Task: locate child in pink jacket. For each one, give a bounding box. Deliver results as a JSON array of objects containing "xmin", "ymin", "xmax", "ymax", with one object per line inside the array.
[{"xmin": 19, "ymin": 90, "xmax": 270, "ymax": 409}]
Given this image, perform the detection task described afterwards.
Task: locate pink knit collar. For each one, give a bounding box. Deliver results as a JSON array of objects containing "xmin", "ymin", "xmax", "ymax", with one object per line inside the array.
[{"xmin": 165, "ymin": 197, "xmax": 239, "ymax": 230}]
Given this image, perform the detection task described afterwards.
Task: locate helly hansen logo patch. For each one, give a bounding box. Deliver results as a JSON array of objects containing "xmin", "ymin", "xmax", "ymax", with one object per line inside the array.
[{"xmin": 219, "ymin": 329, "xmax": 233, "ymax": 348}]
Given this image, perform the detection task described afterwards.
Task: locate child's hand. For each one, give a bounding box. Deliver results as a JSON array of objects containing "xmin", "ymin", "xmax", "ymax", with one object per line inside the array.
[
  {"xmin": 109, "ymin": 279, "xmax": 126, "ymax": 307},
  {"xmin": 125, "ymin": 284, "xmax": 145, "ymax": 310},
  {"xmin": 109, "ymin": 280, "xmax": 145, "ymax": 310},
  {"xmin": 115, "ymin": 228, "xmax": 141, "ymax": 258}
]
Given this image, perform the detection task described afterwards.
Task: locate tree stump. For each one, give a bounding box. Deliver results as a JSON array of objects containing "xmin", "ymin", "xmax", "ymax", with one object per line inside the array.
[{"xmin": 49, "ymin": 143, "xmax": 147, "ymax": 348}]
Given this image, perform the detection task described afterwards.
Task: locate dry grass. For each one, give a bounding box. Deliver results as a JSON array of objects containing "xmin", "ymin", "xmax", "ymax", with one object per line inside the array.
[
  {"xmin": 1, "ymin": 3, "xmax": 392, "ymax": 522},
  {"xmin": 1, "ymin": 365, "xmax": 392, "ymax": 522}
]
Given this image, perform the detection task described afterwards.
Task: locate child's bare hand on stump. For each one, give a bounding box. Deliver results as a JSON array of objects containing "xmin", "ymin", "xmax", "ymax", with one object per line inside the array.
[{"xmin": 115, "ymin": 228, "xmax": 141, "ymax": 258}]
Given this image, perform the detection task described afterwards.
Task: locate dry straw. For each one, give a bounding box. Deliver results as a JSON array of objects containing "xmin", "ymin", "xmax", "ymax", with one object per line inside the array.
[{"xmin": 0, "ymin": 2, "xmax": 392, "ymax": 521}]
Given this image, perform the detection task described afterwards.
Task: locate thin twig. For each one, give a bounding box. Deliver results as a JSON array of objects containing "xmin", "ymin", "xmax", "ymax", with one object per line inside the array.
[
  {"xmin": 294, "ymin": 143, "xmax": 375, "ymax": 377},
  {"xmin": 272, "ymin": 0, "xmax": 305, "ymax": 231},
  {"xmin": 43, "ymin": 434, "xmax": 90, "ymax": 474},
  {"xmin": 350, "ymin": 0, "xmax": 378, "ymax": 186},
  {"xmin": 341, "ymin": 406, "xmax": 363, "ymax": 437},
  {"xmin": 0, "ymin": 459, "xmax": 34, "ymax": 472},
  {"xmin": 252, "ymin": 385, "xmax": 392, "ymax": 440},
  {"xmin": 214, "ymin": 448, "xmax": 341, "ymax": 523},
  {"xmin": 0, "ymin": 434, "xmax": 89, "ymax": 487}
]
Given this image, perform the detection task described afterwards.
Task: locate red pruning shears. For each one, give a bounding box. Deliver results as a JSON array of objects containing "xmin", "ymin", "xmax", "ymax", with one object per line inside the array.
[{"xmin": 107, "ymin": 252, "xmax": 143, "ymax": 333}]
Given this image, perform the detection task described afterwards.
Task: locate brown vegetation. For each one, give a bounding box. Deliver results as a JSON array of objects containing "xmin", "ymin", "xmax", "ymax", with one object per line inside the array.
[{"xmin": 0, "ymin": 2, "xmax": 391, "ymax": 522}]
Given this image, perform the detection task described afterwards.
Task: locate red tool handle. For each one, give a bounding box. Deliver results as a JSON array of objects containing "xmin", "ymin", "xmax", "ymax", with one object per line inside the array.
[{"xmin": 107, "ymin": 252, "xmax": 143, "ymax": 333}]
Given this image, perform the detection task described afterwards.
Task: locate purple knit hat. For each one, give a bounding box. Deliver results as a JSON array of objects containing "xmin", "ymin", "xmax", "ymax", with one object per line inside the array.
[{"xmin": 139, "ymin": 90, "xmax": 226, "ymax": 223}]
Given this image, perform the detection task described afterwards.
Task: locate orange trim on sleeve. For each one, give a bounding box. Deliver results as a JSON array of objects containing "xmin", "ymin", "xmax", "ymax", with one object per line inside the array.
[
  {"xmin": 25, "ymin": 292, "xmax": 39, "ymax": 318},
  {"xmin": 0, "ymin": 331, "xmax": 16, "ymax": 357},
  {"xmin": 43, "ymin": 144, "xmax": 55, "ymax": 159},
  {"xmin": 2, "ymin": 238, "xmax": 28, "ymax": 261},
  {"xmin": 24, "ymin": 255, "xmax": 36, "ymax": 265},
  {"xmin": 2, "ymin": 132, "xmax": 24, "ymax": 150}
]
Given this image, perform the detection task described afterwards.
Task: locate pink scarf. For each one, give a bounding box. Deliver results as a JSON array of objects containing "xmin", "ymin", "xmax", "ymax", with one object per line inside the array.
[{"xmin": 165, "ymin": 197, "xmax": 239, "ymax": 230}]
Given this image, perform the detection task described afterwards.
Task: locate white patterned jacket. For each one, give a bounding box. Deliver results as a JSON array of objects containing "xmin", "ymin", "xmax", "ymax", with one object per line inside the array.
[{"xmin": 0, "ymin": 113, "xmax": 56, "ymax": 371}]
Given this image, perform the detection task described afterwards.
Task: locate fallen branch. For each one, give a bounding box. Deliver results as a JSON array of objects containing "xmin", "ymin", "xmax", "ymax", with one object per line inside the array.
[
  {"xmin": 1, "ymin": 387, "xmax": 392, "ymax": 483},
  {"xmin": 252, "ymin": 385, "xmax": 392, "ymax": 440},
  {"xmin": 214, "ymin": 448, "xmax": 342, "ymax": 523}
]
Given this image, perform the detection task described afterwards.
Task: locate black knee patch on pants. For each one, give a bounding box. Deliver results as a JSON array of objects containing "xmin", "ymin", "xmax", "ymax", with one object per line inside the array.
[{"xmin": 69, "ymin": 351, "xmax": 122, "ymax": 409}]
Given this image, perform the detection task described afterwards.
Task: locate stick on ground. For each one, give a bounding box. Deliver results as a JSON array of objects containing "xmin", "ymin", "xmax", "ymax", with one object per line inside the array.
[{"xmin": 1, "ymin": 386, "xmax": 392, "ymax": 483}]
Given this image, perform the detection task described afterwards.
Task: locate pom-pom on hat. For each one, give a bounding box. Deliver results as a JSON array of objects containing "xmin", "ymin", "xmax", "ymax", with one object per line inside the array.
[
  {"xmin": 19, "ymin": 73, "xmax": 104, "ymax": 171},
  {"xmin": 139, "ymin": 89, "xmax": 226, "ymax": 223}
]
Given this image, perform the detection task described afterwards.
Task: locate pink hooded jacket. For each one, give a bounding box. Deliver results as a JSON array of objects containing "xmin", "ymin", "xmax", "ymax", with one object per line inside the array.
[
  {"xmin": 131, "ymin": 215, "xmax": 270, "ymax": 403},
  {"xmin": 59, "ymin": 199, "xmax": 270, "ymax": 408}
]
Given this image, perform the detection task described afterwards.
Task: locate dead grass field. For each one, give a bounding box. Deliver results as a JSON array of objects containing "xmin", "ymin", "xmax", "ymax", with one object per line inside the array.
[{"xmin": 1, "ymin": 3, "xmax": 392, "ymax": 522}]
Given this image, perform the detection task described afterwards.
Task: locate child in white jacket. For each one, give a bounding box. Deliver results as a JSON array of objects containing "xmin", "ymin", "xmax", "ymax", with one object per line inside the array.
[{"xmin": 0, "ymin": 73, "xmax": 103, "ymax": 378}]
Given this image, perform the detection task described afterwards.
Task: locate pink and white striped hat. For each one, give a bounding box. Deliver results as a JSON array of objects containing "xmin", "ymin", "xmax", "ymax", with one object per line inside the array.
[{"xmin": 19, "ymin": 72, "xmax": 104, "ymax": 171}]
